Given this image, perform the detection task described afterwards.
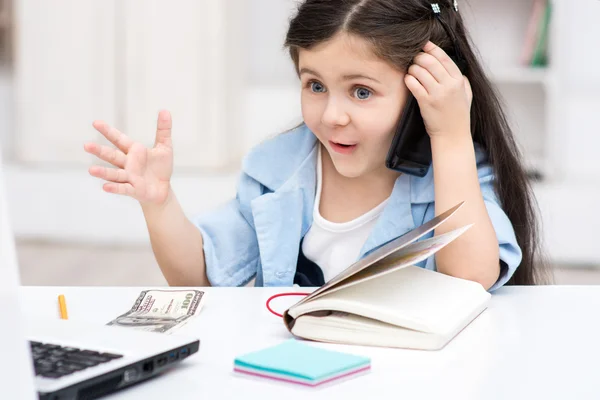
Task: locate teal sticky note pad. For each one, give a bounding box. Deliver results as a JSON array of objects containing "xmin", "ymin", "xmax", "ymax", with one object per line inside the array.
[{"xmin": 234, "ymin": 339, "xmax": 370, "ymax": 382}]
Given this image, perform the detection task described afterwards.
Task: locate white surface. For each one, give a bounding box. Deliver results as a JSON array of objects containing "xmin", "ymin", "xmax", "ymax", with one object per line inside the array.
[
  {"xmin": 0, "ymin": 149, "xmax": 37, "ymax": 399},
  {"xmin": 4, "ymin": 163, "xmax": 238, "ymax": 244},
  {"xmin": 14, "ymin": 0, "xmax": 116, "ymax": 166},
  {"xmin": 120, "ymin": 0, "xmax": 246, "ymax": 169},
  {"xmin": 13, "ymin": 0, "xmax": 246, "ymax": 170},
  {"xmin": 0, "ymin": 292, "xmax": 37, "ymax": 400},
  {"xmin": 14, "ymin": 286, "xmax": 600, "ymax": 399},
  {"xmin": 488, "ymin": 66, "xmax": 548, "ymax": 84}
]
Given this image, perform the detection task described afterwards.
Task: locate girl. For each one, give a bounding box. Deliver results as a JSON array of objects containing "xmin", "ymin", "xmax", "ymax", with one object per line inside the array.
[{"xmin": 84, "ymin": 0, "xmax": 550, "ymax": 291}]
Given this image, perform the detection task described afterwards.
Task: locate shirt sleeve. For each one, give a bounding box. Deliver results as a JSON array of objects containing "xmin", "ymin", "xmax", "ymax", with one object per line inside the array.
[
  {"xmin": 190, "ymin": 173, "xmax": 262, "ymax": 287},
  {"xmin": 424, "ymin": 150, "xmax": 523, "ymax": 292}
]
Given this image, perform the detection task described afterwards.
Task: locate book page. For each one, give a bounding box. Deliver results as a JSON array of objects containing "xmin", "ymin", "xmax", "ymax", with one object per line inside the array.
[
  {"xmin": 290, "ymin": 264, "xmax": 491, "ymax": 334},
  {"xmin": 299, "ymin": 224, "xmax": 472, "ymax": 304},
  {"xmin": 292, "ymin": 201, "xmax": 465, "ymax": 308}
]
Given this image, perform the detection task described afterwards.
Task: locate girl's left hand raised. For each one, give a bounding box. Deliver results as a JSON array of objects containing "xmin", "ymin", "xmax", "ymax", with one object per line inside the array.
[{"xmin": 404, "ymin": 41, "xmax": 473, "ymax": 139}]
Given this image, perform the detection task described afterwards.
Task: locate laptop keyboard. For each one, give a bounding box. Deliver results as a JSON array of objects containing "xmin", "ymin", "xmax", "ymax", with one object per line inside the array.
[{"xmin": 30, "ymin": 341, "xmax": 123, "ymax": 379}]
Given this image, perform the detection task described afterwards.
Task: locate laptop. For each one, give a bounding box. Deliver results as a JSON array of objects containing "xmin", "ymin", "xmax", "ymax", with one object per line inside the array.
[{"xmin": 0, "ymin": 155, "xmax": 200, "ymax": 399}]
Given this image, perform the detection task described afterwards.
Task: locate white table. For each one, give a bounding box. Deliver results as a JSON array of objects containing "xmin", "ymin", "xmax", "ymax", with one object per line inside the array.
[{"xmin": 20, "ymin": 286, "xmax": 600, "ymax": 399}]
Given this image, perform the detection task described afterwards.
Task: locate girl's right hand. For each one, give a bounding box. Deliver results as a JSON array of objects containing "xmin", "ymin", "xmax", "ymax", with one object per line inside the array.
[{"xmin": 84, "ymin": 110, "xmax": 174, "ymax": 207}]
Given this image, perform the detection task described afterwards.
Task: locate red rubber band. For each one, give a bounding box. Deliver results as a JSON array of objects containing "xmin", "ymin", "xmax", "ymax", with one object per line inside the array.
[{"xmin": 266, "ymin": 292, "xmax": 310, "ymax": 318}]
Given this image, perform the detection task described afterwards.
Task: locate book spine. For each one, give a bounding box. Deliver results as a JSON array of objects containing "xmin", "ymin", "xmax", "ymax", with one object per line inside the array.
[
  {"xmin": 531, "ymin": 0, "xmax": 552, "ymax": 67},
  {"xmin": 521, "ymin": 0, "xmax": 546, "ymax": 66}
]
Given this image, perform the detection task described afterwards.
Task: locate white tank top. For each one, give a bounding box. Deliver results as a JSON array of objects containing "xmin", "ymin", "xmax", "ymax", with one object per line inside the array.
[{"xmin": 302, "ymin": 145, "xmax": 389, "ymax": 282}]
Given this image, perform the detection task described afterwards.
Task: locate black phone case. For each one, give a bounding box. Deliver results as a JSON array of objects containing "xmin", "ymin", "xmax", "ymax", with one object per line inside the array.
[
  {"xmin": 386, "ymin": 55, "xmax": 467, "ymax": 177},
  {"xmin": 385, "ymin": 94, "xmax": 431, "ymax": 177}
]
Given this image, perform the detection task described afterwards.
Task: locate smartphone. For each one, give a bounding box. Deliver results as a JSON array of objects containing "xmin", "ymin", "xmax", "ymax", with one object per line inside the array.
[{"xmin": 385, "ymin": 54, "xmax": 467, "ymax": 177}]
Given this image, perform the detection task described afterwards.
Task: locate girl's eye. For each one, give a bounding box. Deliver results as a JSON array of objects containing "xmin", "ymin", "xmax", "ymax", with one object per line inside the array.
[
  {"xmin": 354, "ymin": 87, "xmax": 372, "ymax": 100},
  {"xmin": 310, "ymin": 81, "xmax": 326, "ymax": 93}
]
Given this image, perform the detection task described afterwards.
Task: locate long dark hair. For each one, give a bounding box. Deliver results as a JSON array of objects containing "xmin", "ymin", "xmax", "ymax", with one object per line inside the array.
[{"xmin": 284, "ymin": 0, "xmax": 552, "ymax": 286}]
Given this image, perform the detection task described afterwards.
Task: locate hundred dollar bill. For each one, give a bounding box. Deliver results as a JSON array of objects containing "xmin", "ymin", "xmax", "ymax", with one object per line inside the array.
[{"xmin": 106, "ymin": 289, "xmax": 206, "ymax": 334}]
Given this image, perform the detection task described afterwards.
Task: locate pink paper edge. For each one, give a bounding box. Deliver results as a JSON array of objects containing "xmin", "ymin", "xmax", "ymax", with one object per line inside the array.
[{"xmin": 234, "ymin": 365, "xmax": 371, "ymax": 387}]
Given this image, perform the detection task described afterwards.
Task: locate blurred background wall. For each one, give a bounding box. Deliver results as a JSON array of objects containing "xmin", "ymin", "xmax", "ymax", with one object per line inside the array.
[{"xmin": 1, "ymin": 0, "xmax": 599, "ymax": 285}]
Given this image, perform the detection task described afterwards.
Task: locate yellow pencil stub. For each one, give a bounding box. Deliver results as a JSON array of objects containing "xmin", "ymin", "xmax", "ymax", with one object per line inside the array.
[{"xmin": 58, "ymin": 294, "xmax": 68, "ymax": 320}]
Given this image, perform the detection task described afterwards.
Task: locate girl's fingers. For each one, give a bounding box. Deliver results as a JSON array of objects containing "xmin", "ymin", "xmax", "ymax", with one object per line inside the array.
[
  {"xmin": 404, "ymin": 74, "xmax": 428, "ymax": 101},
  {"xmin": 83, "ymin": 142, "xmax": 126, "ymax": 168},
  {"xmin": 423, "ymin": 41, "xmax": 463, "ymax": 80},
  {"xmin": 154, "ymin": 110, "xmax": 173, "ymax": 148},
  {"xmin": 407, "ymin": 64, "xmax": 436, "ymax": 95},
  {"xmin": 413, "ymin": 51, "xmax": 449, "ymax": 84},
  {"xmin": 92, "ymin": 120, "xmax": 134, "ymax": 154},
  {"xmin": 88, "ymin": 165, "xmax": 129, "ymax": 183},
  {"xmin": 103, "ymin": 182, "xmax": 136, "ymax": 197}
]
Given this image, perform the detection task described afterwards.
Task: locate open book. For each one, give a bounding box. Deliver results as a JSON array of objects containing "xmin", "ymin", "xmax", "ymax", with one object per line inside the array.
[{"xmin": 282, "ymin": 202, "xmax": 491, "ymax": 351}]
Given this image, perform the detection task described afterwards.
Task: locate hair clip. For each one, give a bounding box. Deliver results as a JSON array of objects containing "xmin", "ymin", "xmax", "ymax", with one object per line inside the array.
[
  {"xmin": 429, "ymin": 1, "xmax": 466, "ymax": 70},
  {"xmin": 431, "ymin": 2, "xmax": 458, "ymax": 13}
]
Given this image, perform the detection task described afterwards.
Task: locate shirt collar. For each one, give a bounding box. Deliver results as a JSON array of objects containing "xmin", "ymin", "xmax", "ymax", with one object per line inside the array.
[{"xmin": 241, "ymin": 124, "xmax": 318, "ymax": 192}]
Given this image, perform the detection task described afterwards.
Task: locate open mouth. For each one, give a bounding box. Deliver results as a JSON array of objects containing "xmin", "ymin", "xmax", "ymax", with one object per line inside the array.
[{"xmin": 329, "ymin": 141, "xmax": 357, "ymax": 154}]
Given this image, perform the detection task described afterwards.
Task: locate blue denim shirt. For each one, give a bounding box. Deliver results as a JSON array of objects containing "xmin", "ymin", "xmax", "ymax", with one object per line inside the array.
[{"xmin": 192, "ymin": 124, "xmax": 521, "ymax": 291}]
